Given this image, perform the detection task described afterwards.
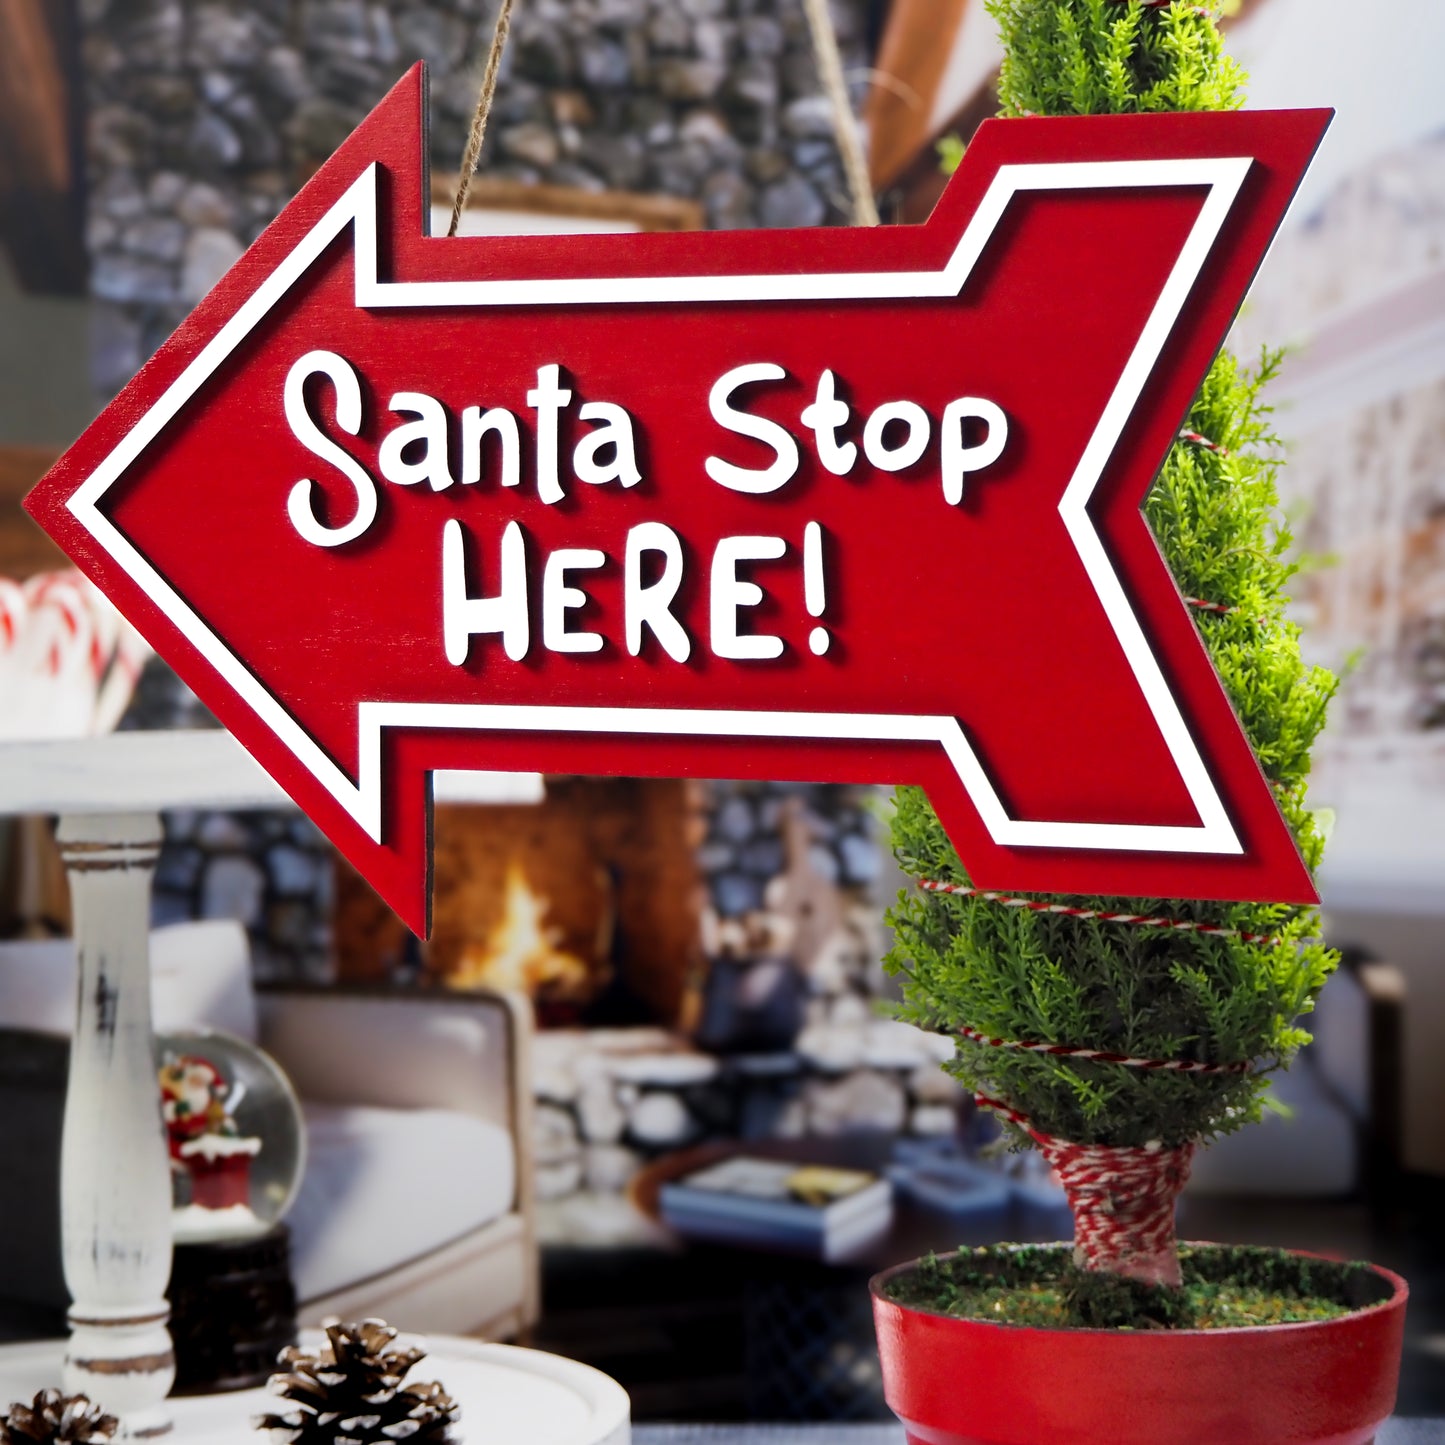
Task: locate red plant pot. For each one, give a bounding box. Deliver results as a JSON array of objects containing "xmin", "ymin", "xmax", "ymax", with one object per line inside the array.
[{"xmin": 871, "ymin": 1250, "xmax": 1407, "ymax": 1445}]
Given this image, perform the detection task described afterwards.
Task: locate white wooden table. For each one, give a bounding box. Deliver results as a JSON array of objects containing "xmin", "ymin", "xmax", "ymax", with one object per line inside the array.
[
  {"xmin": 626, "ymin": 1429, "xmax": 1444, "ymax": 1444},
  {"xmin": 0, "ymin": 1336, "xmax": 627, "ymax": 1445},
  {"xmin": 0, "ymin": 732, "xmax": 540, "ymax": 1436}
]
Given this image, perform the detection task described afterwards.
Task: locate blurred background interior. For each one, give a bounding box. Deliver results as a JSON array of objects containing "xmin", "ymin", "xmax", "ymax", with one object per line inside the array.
[{"xmin": 0, "ymin": 0, "xmax": 1441, "ymax": 1423}]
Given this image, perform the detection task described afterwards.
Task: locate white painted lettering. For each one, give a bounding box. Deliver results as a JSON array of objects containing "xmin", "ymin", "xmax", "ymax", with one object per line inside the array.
[
  {"xmin": 461, "ymin": 406, "xmax": 521, "ymax": 489},
  {"xmin": 442, "ymin": 519, "xmax": 530, "ymax": 665},
  {"xmin": 705, "ymin": 363, "xmax": 800, "ymax": 495},
  {"xmin": 941, "ymin": 397, "xmax": 1009, "ymax": 504},
  {"xmin": 863, "ymin": 400, "xmax": 931, "ymax": 473},
  {"xmin": 379, "ymin": 391, "xmax": 457, "ymax": 491},
  {"xmin": 800, "ymin": 369, "xmax": 856, "ymax": 476},
  {"xmin": 542, "ymin": 548, "xmax": 606, "ymax": 654},
  {"xmin": 283, "ymin": 350, "xmax": 379, "ymax": 548},
  {"xmin": 527, "ymin": 363, "xmax": 573, "ymax": 505},
  {"xmin": 625, "ymin": 522, "xmax": 690, "ymax": 663},
  {"xmin": 710, "ymin": 535, "xmax": 786, "ymax": 661},
  {"xmin": 573, "ymin": 402, "xmax": 641, "ymax": 489}
]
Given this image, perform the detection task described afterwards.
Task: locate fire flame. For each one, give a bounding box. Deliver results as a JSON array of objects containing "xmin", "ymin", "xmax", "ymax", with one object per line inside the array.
[{"xmin": 449, "ymin": 861, "xmax": 592, "ymax": 999}]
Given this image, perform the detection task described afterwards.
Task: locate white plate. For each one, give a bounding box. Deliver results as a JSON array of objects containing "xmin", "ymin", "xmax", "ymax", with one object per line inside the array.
[{"xmin": 0, "ymin": 1336, "xmax": 630, "ymax": 1445}]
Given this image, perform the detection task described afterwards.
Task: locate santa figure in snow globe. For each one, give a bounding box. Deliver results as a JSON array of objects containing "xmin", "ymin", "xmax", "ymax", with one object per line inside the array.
[{"xmin": 159, "ymin": 1052, "xmax": 263, "ymax": 1239}]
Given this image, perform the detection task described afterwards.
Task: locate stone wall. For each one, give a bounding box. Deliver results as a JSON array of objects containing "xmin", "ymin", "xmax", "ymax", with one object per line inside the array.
[
  {"xmin": 531, "ymin": 781, "xmax": 968, "ymax": 1239},
  {"xmin": 699, "ymin": 780, "xmax": 880, "ymax": 918},
  {"xmin": 117, "ymin": 656, "xmax": 336, "ymax": 982},
  {"xmin": 81, "ymin": 0, "xmax": 872, "ymax": 402},
  {"xmin": 532, "ymin": 1021, "xmax": 963, "ymax": 1243},
  {"xmin": 151, "ymin": 808, "xmax": 335, "ymax": 983},
  {"xmin": 695, "ymin": 780, "xmax": 892, "ymax": 1049}
]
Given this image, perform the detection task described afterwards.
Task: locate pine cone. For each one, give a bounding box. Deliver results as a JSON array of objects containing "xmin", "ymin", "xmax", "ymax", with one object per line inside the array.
[
  {"xmin": 0, "ymin": 1391, "xmax": 118, "ymax": 1445},
  {"xmin": 256, "ymin": 1319, "xmax": 459, "ymax": 1445}
]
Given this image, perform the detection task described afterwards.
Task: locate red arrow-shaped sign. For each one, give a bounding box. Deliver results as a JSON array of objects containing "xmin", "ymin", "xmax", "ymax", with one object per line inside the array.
[{"xmin": 25, "ymin": 65, "xmax": 1330, "ymax": 934}]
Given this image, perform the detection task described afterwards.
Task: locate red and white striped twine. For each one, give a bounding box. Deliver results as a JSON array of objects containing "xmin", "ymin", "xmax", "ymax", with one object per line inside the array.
[
  {"xmin": 973, "ymin": 1091, "xmax": 1033, "ymax": 1132},
  {"xmin": 974, "ymin": 1092, "xmax": 1195, "ymax": 1285},
  {"xmin": 916, "ymin": 878, "xmax": 1289, "ymax": 948},
  {"xmin": 960, "ymin": 1023, "xmax": 1253, "ymax": 1075},
  {"xmin": 1178, "ymin": 428, "xmax": 1232, "ymax": 457},
  {"xmin": 1185, "ymin": 594, "xmax": 1279, "ymax": 630}
]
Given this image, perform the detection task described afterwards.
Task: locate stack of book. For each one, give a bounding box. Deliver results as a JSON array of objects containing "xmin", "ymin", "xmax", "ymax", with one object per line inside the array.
[{"xmin": 659, "ymin": 1156, "xmax": 894, "ymax": 1261}]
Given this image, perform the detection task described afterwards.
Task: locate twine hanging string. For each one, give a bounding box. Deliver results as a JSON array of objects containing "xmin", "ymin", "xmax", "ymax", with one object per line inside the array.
[
  {"xmin": 453, "ymin": 0, "xmax": 874, "ymax": 231},
  {"xmin": 448, "ymin": 0, "xmax": 517, "ymax": 239},
  {"xmin": 799, "ymin": 0, "xmax": 880, "ymax": 227}
]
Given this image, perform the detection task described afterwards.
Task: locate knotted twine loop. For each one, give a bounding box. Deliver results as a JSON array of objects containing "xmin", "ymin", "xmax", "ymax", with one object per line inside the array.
[
  {"xmin": 977, "ymin": 1094, "xmax": 1195, "ymax": 1287},
  {"xmin": 448, "ymin": 0, "xmax": 517, "ymax": 238}
]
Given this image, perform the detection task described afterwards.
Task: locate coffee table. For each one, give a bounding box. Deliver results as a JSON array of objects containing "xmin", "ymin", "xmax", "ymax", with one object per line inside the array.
[
  {"xmin": 631, "ymin": 1133, "xmax": 1017, "ymax": 1270},
  {"xmin": 630, "ymin": 1135, "xmax": 1014, "ymax": 1422}
]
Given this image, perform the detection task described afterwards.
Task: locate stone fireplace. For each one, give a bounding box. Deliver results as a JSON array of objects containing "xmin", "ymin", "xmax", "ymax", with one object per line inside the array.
[
  {"xmin": 337, "ymin": 777, "xmax": 708, "ymax": 1027},
  {"xmin": 337, "ymin": 776, "xmax": 961, "ymax": 1242}
]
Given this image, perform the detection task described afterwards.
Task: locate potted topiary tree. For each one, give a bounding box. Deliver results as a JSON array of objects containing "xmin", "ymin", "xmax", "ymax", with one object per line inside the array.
[{"xmin": 869, "ymin": 4, "xmax": 1408, "ymax": 1443}]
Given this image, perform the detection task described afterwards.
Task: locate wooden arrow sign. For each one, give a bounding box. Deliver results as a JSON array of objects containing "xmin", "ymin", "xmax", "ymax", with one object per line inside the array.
[{"xmin": 25, "ymin": 65, "xmax": 1330, "ymax": 934}]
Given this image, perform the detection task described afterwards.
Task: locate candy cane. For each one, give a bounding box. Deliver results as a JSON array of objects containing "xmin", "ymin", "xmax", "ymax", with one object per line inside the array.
[{"xmin": 93, "ymin": 623, "xmax": 151, "ymax": 735}]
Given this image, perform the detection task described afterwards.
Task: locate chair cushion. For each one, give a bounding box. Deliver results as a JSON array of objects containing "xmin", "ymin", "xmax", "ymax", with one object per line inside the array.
[
  {"xmin": 1185, "ymin": 1058, "xmax": 1359, "ymax": 1198},
  {"xmin": 287, "ymin": 1102, "xmax": 516, "ymax": 1304},
  {"xmin": 1186, "ymin": 970, "xmax": 1368, "ymax": 1199},
  {"xmin": 0, "ymin": 920, "xmax": 257, "ymax": 1042}
]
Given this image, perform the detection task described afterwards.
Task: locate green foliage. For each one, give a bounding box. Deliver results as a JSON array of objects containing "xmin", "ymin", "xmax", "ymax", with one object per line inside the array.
[
  {"xmin": 989, "ymin": 0, "xmax": 1247, "ymax": 117},
  {"xmin": 886, "ymin": 1245, "xmax": 1378, "ymax": 1331},
  {"xmin": 937, "ymin": 134, "xmax": 967, "ymax": 177},
  {"xmin": 887, "ymin": 1, "xmax": 1340, "ymax": 1153}
]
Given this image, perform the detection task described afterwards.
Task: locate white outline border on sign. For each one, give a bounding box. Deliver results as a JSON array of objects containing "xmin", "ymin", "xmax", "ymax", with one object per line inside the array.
[{"xmin": 67, "ymin": 155, "xmax": 1252, "ymax": 853}]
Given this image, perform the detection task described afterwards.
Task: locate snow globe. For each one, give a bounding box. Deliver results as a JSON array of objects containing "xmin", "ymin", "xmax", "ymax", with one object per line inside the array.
[{"xmin": 157, "ymin": 1029, "xmax": 305, "ymax": 1243}]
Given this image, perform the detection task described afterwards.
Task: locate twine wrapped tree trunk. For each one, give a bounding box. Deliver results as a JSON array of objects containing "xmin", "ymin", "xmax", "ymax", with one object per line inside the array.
[{"xmin": 887, "ymin": 0, "xmax": 1340, "ymax": 1303}]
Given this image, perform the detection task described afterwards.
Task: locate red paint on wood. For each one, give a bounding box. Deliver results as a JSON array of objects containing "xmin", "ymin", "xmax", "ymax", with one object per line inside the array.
[{"xmin": 25, "ymin": 64, "xmax": 1330, "ymax": 934}]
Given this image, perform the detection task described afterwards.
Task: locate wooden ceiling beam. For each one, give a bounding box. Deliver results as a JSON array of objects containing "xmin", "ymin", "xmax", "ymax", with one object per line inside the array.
[
  {"xmin": 865, "ymin": 0, "xmax": 970, "ymax": 193},
  {"xmin": 0, "ymin": 446, "xmax": 66, "ymax": 579}
]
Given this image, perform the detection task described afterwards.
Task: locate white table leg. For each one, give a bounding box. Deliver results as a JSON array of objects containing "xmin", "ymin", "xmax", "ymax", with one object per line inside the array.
[{"xmin": 56, "ymin": 813, "xmax": 174, "ymax": 1438}]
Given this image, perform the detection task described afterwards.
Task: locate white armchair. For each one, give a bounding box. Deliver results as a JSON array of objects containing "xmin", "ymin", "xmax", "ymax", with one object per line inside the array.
[
  {"xmin": 259, "ymin": 984, "xmax": 538, "ymax": 1336},
  {"xmin": 0, "ymin": 921, "xmax": 539, "ymax": 1340}
]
